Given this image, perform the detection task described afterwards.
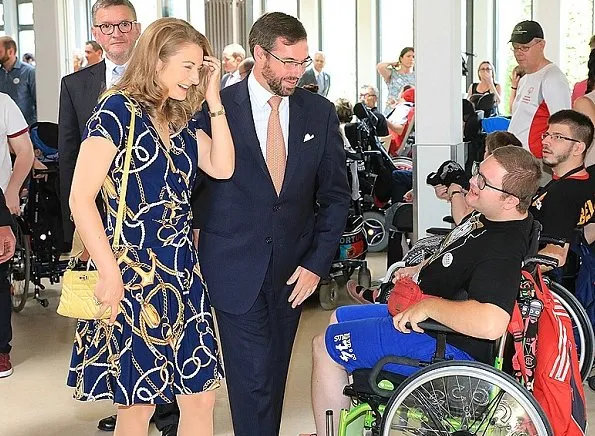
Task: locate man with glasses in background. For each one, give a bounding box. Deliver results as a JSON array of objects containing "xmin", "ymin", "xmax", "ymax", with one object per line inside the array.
[
  {"xmin": 529, "ymin": 110, "xmax": 593, "ymax": 273},
  {"xmin": 507, "ymin": 20, "xmax": 571, "ymax": 159},
  {"xmin": 194, "ymin": 12, "xmax": 350, "ymax": 436}
]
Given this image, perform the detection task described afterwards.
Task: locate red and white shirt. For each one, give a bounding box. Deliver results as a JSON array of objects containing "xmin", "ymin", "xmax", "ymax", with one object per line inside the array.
[
  {"xmin": 0, "ymin": 92, "xmax": 28, "ymax": 191},
  {"xmin": 508, "ymin": 63, "xmax": 570, "ymax": 159}
]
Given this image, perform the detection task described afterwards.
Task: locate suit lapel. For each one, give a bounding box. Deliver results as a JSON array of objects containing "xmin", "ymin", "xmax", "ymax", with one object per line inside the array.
[
  {"xmin": 231, "ymin": 79, "xmax": 270, "ymax": 180},
  {"xmin": 88, "ymin": 61, "xmax": 106, "ymax": 100},
  {"xmin": 282, "ymin": 91, "xmax": 306, "ymax": 195}
]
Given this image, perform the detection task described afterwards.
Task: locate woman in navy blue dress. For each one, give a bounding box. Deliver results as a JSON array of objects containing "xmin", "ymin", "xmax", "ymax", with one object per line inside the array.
[{"xmin": 67, "ymin": 18, "xmax": 234, "ymax": 436}]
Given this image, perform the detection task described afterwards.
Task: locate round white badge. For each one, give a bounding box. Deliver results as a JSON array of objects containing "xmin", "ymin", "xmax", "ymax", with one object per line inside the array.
[
  {"xmin": 442, "ymin": 253, "xmax": 453, "ymax": 268},
  {"xmin": 12, "ymin": 77, "xmax": 20, "ymax": 85}
]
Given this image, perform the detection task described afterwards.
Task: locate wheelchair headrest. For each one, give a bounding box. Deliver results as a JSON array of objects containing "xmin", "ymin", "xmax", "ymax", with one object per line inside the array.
[{"xmin": 476, "ymin": 93, "xmax": 496, "ymax": 116}]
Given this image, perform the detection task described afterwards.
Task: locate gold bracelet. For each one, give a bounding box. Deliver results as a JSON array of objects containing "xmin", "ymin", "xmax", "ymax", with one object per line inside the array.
[{"xmin": 209, "ymin": 107, "xmax": 226, "ymax": 117}]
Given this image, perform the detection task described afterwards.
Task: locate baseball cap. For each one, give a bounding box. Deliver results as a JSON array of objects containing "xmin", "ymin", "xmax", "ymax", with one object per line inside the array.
[{"xmin": 509, "ymin": 20, "xmax": 544, "ymax": 44}]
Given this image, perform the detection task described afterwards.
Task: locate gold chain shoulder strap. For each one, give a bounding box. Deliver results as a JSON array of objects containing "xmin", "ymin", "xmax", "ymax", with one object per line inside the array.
[{"xmin": 107, "ymin": 91, "xmax": 136, "ymax": 249}]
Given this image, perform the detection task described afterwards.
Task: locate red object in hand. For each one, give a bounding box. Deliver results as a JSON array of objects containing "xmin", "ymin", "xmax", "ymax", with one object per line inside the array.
[{"xmin": 388, "ymin": 277, "xmax": 431, "ymax": 316}]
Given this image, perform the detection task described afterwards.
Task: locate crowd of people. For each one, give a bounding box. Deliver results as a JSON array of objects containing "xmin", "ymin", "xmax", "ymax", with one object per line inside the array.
[{"xmin": 0, "ymin": 2, "xmax": 593, "ymax": 436}]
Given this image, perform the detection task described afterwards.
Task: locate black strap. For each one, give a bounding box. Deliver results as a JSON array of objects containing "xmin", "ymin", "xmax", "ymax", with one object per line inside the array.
[{"xmin": 532, "ymin": 165, "xmax": 585, "ymax": 202}]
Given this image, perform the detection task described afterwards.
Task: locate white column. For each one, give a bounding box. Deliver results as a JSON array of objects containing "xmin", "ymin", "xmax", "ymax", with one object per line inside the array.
[
  {"xmin": 533, "ymin": 0, "xmax": 562, "ymax": 66},
  {"xmin": 32, "ymin": 0, "xmax": 68, "ymax": 123},
  {"xmin": 413, "ymin": 0, "xmax": 463, "ymax": 240},
  {"xmin": 356, "ymin": 0, "xmax": 376, "ymax": 94}
]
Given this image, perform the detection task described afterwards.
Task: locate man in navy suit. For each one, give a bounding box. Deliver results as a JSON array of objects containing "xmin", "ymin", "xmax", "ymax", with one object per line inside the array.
[{"xmin": 195, "ymin": 12, "xmax": 350, "ymax": 436}]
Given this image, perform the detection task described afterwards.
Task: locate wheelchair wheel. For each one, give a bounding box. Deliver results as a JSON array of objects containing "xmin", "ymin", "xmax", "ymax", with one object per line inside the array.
[
  {"xmin": 379, "ymin": 360, "xmax": 553, "ymax": 435},
  {"xmin": 10, "ymin": 223, "xmax": 31, "ymax": 313},
  {"xmin": 319, "ymin": 279, "xmax": 339, "ymax": 311},
  {"xmin": 547, "ymin": 280, "xmax": 595, "ymax": 381},
  {"xmin": 363, "ymin": 211, "xmax": 388, "ymax": 252}
]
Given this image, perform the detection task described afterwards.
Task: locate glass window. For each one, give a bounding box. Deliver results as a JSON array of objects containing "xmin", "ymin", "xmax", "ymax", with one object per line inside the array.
[
  {"xmin": 130, "ymin": 0, "xmax": 159, "ymax": 27},
  {"xmin": 0, "ymin": 2, "xmax": 4, "ymax": 27},
  {"xmin": 321, "ymin": 0, "xmax": 356, "ymax": 102},
  {"xmin": 494, "ymin": 0, "xmax": 533, "ymax": 115},
  {"xmin": 162, "ymin": 0, "xmax": 188, "ymax": 19},
  {"xmin": 18, "ymin": 29, "xmax": 34, "ymax": 58},
  {"xmin": 265, "ymin": 0, "xmax": 297, "ymax": 16},
  {"xmin": 378, "ymin": 0, "xmax": 414, "ymax": 108},
  {"xmin": 561, "ymin": 0, "xmax": 594, "ymax": 92},
  {"xmin": 17, "ymin": 1, "xmax": 33, "ymax": 26},
  {"xmin": 189, "ymin": 0, "xmax": 206, "ymax": 32}
]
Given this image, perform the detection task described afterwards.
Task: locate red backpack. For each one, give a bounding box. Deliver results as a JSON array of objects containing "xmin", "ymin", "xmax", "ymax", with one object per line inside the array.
[{"xmin": 508, "ymin": 269, "xmax": 587, "ymax": 436}]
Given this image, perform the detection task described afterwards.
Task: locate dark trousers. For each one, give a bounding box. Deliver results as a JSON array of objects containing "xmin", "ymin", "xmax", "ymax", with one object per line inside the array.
[
  {"xmin": 153, "ymin": 402, "xmax": 180, "ymax": 430},
  {"xmin": 0, "ymin": 261, "xmax": 11, "ymax": 354},
  {"xmin": 215, "ymin": 265, "xmax": 302, "ymax": 436}
]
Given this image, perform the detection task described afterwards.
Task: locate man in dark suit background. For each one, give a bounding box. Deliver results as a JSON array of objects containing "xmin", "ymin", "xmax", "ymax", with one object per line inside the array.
[
  {"xmin": 58, "ymin": 0, "xmax": 140, "ymax": 253},
  {"xmin": 58, "ymin": 2, "xmax": 178, "ymax": 435},
  {"xmin": 195, "ymin": 12, "xmax": 350, "ymax": 436},
  {"xmin": 297, "ymin": 51, "xmax": 331, "ymax": 97},
  {"xmin": 220, "ymin": 43, "xmax": 246, "ymax": 88}
]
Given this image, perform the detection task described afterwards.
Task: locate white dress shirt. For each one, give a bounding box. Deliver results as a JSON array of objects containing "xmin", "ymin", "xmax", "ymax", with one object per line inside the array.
[
  {"xmin": 104, "ymin": 58, "xmax": 128, "ymax": 88},
  {"xmin": 224, "ymin": 70, "xmax": 242, "ymax": 88},
  {"xmin": 248, "ymin": 72, "xmax": 289, "ymax": 157}
]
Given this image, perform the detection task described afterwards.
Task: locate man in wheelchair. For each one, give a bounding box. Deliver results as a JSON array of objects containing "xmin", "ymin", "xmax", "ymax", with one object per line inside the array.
[{"xmin": 310, "ymin": 146, "xmax": 542, "ymax": 433}]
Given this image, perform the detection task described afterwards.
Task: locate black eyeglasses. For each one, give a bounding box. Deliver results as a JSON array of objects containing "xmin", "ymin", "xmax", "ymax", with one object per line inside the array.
[
  {"xmin": 94, "ymin": 20, "xmax": 137, "ymax": 35},
  {"xmin": 263, "ymin": 48, "xmax": 313, "ymax": 69},
  {"xmin": 472, "ymin": 166, "xmax": 516, "ymax": 197},
  {"xmin": 541, "ymin": 132, "xmax": 580, "ymax": 143}
]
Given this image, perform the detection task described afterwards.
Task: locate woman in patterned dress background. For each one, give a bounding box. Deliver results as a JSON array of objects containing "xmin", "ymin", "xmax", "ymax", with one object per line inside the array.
[
  {"xmin": 377, "ymin": 46, "xmax": 415, "ymax": 114},
  {"xmin": 67, "ymin": 18, "xmax": 234, "ymax": 436}
]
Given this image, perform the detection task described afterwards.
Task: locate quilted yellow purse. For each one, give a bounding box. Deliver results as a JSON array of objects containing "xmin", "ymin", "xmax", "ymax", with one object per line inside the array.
[{"xmin": 57, "ymin": 93, "xmax": 135, "ymax": 320}]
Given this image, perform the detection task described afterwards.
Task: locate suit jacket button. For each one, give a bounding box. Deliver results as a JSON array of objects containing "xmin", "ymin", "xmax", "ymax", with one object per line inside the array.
[
  {"xmin": 265, "ymin": 237, "xmax": 273, "ymax": 244},
  {"xmin": 273, "ymin": 205, "xmax": 280, "ymax": 212}
]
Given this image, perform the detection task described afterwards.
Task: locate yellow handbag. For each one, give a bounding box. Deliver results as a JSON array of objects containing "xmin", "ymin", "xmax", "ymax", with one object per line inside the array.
[{"xmin": 57, "ymin": 93, "xmax": 135, "ymax": 320}]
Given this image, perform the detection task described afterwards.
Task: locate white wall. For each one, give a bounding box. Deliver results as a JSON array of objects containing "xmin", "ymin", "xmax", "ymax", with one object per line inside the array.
[{"xmin": 32, "ymin": 0, "xmax": 68, "ymax": 122}]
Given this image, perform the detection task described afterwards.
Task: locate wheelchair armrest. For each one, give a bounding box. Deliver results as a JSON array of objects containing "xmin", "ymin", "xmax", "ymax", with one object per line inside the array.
[
  {"xmin": 523, "ymin": 255, "xmax": 559, "ymax": 270},
  {"xmin": 539, "ymin": 236, "xmax": 567, "ymax": 247},
  {"xmin": 426, "ymin": 227, "xmax": 450, "ymax": 236},
  {"xmin": 412, "ymin": 319, "xmax": 458, "ymax": 335}
]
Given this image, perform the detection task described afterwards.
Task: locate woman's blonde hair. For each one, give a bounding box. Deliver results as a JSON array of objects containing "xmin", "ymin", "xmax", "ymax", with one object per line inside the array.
[{"xmin": 113, "ymin": 17, "xmax": 213, "ymax": 132}]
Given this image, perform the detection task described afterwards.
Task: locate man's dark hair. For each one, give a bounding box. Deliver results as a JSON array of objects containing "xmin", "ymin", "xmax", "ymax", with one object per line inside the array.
[
  {"xmin": 548, "ymin": 109, "xmax": 594, "ymax": 157},
  {"xmin": 86, "ymin": 40, "xmax": 103, "ymax": 52},
  {"xmin": 485, "ymin": 131, "xmax": 523, "ymax": 155},
  {"xmin": 248, "ymin": 12, "xmax": 307, "ymax": 57},
  {"xmin": 91, "ymin": 0, "xmax": 137, "ymax": 23},
  {"xmin": 492, "ymin": 146, "xmax": 541, "ymax": 213}
]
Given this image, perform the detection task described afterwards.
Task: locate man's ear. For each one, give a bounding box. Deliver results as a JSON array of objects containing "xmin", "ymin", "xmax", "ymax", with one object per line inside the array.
[
  {"xmin": 574, "ymin": 141, "xmax": 587, "ymax": 157},
  {"xmin": 503, "ymin": 194, "xmax": 520, "ymax": 211},
  {"xmin": 254, "ymin": 45, "xmax": 266, "ymax": 61}
]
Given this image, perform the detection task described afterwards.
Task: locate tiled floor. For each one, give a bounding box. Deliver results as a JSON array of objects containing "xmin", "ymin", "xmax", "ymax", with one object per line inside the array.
[{"xmin": 1, "ymin": 252, "xmax": 595, "ymax": 435}]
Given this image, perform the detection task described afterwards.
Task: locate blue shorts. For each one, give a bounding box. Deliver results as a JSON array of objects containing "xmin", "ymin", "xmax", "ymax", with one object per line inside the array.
[{"xmin": 325, "ymin": 304, "xmax": 474, "ymax": 377}]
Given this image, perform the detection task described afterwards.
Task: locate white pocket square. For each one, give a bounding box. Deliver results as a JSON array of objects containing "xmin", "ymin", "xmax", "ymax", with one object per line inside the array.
[{"xmin": 304, "ymin": 133, "xmax": 315, "ymax": 142}]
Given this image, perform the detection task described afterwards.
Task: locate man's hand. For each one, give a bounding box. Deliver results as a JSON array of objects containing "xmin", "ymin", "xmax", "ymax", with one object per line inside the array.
[
  {"xmin": 287, "ymin": 266, "xmax": 320, "ymax": 308},
  {"xmin": 4, "ymin": 188, "xmax": 20, "ymax": 216},
  {"xmin": 433, "ymin": 184, "xmax": 449, "ymax": 201},
  {"xmin": 0, "ymin": 225, "xmax": 16, "ymax": 263},
  {"xmin": 392, "ymin": 299, "xmax": 431, "ymax": 334}
]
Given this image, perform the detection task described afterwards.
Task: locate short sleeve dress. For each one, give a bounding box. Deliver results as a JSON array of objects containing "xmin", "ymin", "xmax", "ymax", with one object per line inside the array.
[{"xmin": 66, "ymin": 92, "xmax": 223, "ymax": 405}]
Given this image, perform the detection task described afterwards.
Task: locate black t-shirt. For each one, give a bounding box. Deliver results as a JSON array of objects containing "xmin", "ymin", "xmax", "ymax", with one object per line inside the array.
[
  {"xmin": 529, "ymin": 171, "xmax": 593, "ymax": 241},
  {"xmin": 370, "ymin": 107, "xmax": 390, "ymax": 137},
  {"xmin": 418, "ymin": 212, "xmax": 532, "ymax": 363}
]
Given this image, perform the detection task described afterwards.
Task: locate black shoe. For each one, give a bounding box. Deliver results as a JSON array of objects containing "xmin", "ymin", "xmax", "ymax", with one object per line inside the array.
[
  {"xmin": 98, "ymin": 415, "xmax": 117, "ymax": 432},
  {"xmin": 161, "ymin": 424, "xmax": 178, "ymax": 436}
]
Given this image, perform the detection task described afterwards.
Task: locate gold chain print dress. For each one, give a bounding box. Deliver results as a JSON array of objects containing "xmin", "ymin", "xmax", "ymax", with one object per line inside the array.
[{"xmin": 67, "ymin": 92, "xmax": 223, "ymax": 405}]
